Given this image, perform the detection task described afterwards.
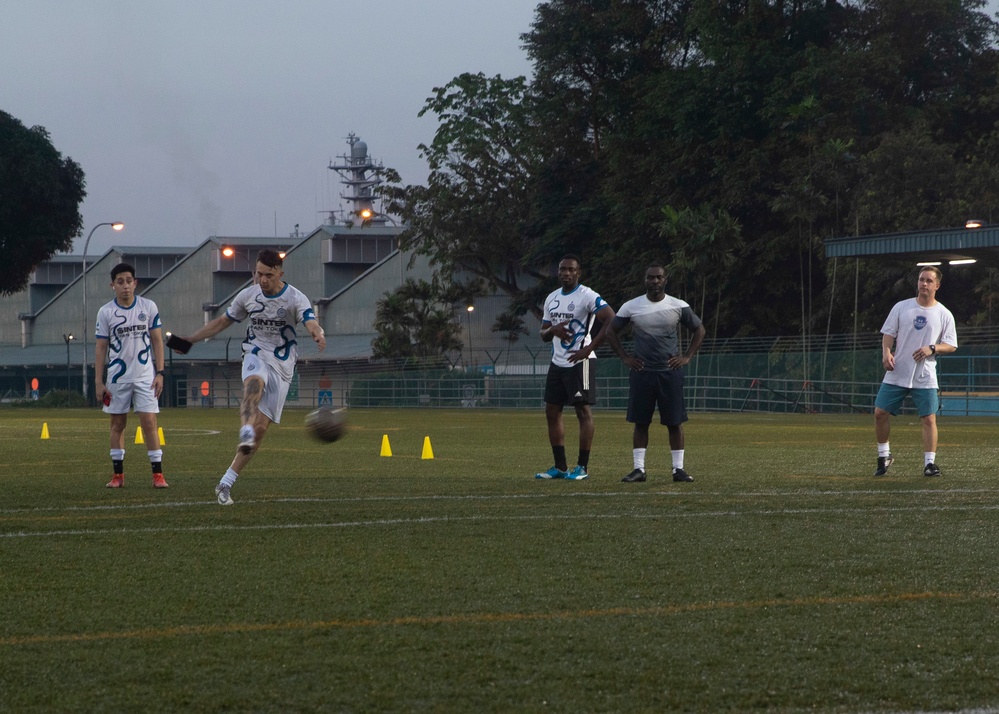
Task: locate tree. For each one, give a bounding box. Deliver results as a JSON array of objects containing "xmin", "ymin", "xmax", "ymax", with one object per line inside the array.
[
  {"xmin": 0, "ymin": 111, "xmax": 86, "ymax": 295},
  {"xmin": 371, "ymin": 277, "xmax": 486, "ymax": 362},
  {"xmin": 383, "ymin": 74, "xmax": 554, "ymax": 320}
]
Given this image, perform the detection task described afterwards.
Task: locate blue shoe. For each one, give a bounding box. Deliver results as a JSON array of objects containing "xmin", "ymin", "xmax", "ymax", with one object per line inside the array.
[
  {"xmin": 535, "ymin": 466, "xmax": 568, "ymax": 479},
  {"xmin": 566, "ymin": 465, "xmax": 588, "ymax": 480}
]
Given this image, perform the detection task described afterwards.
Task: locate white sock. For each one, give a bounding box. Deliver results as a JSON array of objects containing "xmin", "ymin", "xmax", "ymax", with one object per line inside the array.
[
  {"xmin": 672, "ymin": 450, "xmax": 684, "ymax": 470},
  {"xmin": 878, "ymin": 442, "xmax": 890, "ymax": 458},
  {"xmin": 147, "ymin": 449, "xmax": 163, "ymax": 463},
  {"xmin": 925, "ymin": 452, "xmax": 936, "ymax": 466},
  {"xmin": 220, "ymin": 467, "xmax": 239, "ymax": 489},
  {"xmin": 633, "ymin": 448, "xmax": 646, "ymax": 471},
  {"xmin": 110, "ymin": 448, "xmax": 125, "ymax": 461}
]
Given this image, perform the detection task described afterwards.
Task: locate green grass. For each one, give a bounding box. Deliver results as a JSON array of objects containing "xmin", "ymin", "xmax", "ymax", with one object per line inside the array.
[{"xmin": 3, "ymin": 407, "xmax": 999, "ymax": 712}]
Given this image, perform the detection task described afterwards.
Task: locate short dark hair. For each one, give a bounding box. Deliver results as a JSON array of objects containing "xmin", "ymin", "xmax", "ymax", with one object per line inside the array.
[
  {"xmin": 257, "ymin": 249, "xmax": 283, "ymax": 268},
  {"xmin": 560, "ymin": 253, "xmax": 582, "ymax": 267},
  {"xmin": 110, "ymin": 263, "xmax": 135, "ymax": 281},
  {"xmin": 647, "ymin": 263, "xmax": 666, "ymax": 272}
]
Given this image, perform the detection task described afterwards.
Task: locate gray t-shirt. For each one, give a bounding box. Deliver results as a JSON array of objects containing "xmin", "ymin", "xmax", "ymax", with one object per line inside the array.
[{"xmin": 612, "ymin": 294, "xmax": 702, "ymax": 371}]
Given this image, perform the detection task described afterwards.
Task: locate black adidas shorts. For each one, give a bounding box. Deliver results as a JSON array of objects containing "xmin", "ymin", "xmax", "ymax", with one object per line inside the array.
[{"xmin": 544, "ymin": 361, "xmax": 597, "ymax": 406}]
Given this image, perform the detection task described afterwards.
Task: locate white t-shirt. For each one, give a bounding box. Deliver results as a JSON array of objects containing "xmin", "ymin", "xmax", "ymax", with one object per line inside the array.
[
  {"xmin": 880, "ymin": 298, "xmax": 958, "ymax": 389},
  {"xmin": 95, "ymin": 295, "xmax": 162, "ymax": 384},
  {"xmin": 542, "ymin": 284, "xmax": 608, "ymax": 368},
  {"xmin": 225, "ymin": 282, "xmax": 317, "ymax": 382}
]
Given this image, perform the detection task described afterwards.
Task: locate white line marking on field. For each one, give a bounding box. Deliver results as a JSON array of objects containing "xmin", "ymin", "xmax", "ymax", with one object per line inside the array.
[
  {"xmin": 2, "ymin": 486, "xmax": 999, "ymax": 517},
  {"xmin": 6, "ymin": 503, "xmax": 999, "ymax": 539}
]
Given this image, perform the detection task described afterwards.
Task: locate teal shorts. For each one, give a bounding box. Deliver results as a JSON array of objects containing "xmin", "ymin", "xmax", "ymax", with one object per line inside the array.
[{"xmin": 874, "ymin": 383, "xmax": 939, "ymax": 417}]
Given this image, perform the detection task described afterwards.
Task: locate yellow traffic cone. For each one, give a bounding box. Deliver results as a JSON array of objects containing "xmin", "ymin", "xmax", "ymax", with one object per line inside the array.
[
  {"xmin": 40, "ymin": 422, "xmax": 50, "ymax": 440},
  {"xmin": 158, "ymin": 426, "xmax": 166, "ymax": 445},
  {"xmin": 421, "ymin": 436, "xmax": 435, "ymax": 460},
  {"xmin": 135, "ymin": 426, "xmax": 144, "ymax": 444},
  {"xmin": 380, "ymin": 434, "xmax": 392, "ymax": 457}
]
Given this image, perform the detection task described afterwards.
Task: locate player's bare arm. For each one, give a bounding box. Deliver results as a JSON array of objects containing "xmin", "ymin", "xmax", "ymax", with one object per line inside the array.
[
  {"xmin": 541, "ymin": 320, "xmax": 572, "ymax": 343},
  {"xmin": 150, "ymin": 327, "xmax": 165, "ymax": 397},
  {"xmin": 569, "ymin": 304, "xmax": 616, "ymax": 363},
  {"xmin": 183, "ymin": 314, "xmax": 236, "ymax": 344},
  {"xmin": 307, "ymin": 320, "xmax": 326, "ymax": 352},
  {"xmin": 913, "ymin": 341, "xmax": 957, "ymax": 361},
  {"xmin": 94, "ymin": 338, "xmax": 110, "ymax": 402},
  {"xmin": 603, "ymin": 320, "xmax": 643, "ymax": 371},
  {"xmin": 668, "ymin": 323, "xmax": 707, "ymax": 370},
  {"xmin": 882, "ymin": 333, "xmax": 896, "ymax": 371}
]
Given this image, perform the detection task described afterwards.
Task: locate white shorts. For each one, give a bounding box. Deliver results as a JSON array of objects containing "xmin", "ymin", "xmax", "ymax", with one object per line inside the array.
[
  {"xmin": 103, "ymin": 381, "xmax": 160, "ymax": 415},
  {"xmin": 242, "ymin": 352, "xmax": 290, "ymax": 424}
]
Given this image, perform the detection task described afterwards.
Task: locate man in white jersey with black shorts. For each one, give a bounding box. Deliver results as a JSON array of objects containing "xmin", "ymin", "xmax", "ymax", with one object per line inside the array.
[
  {"xmin": 95, "ymin": 262, "xmax": 169, "ymax": 489},
  {"xmin": 177, "ymin": 249, "xmax": 326, "ymax": 505},
  {"xmin": 534, "ymin": 254, "xmax": 616, "ymax": 480},
  {"xmin": 605, "ymin": 263, "xmax": 705, "ymax": 483},
  {"xmin": 873, "ymin": 265, "xmax": 957, "ymax": 478}
]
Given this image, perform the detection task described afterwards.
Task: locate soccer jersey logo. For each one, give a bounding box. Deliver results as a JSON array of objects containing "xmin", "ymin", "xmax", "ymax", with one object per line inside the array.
[
  {"xmin": 138, "ymin": 312, "xmax": 147, "ymax": 323},
  {"xmin": 913, "ymin": 316, "xmax": 927, "ymax": 330},
  {"xmin": 277, "ymin": 308, "xmax": 287, "ymax": 318}
]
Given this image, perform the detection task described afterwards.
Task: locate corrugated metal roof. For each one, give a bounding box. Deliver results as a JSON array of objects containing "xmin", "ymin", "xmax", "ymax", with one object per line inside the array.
[{"xmin": 825, "ymin": 224, "xmax": 999, "ymax": 265}]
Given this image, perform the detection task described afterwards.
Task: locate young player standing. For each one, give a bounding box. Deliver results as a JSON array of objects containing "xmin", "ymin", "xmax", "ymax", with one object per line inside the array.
[
  {"xmin": 873, "ymin": 266, "xmax": 958, "ymax": 477},
  {"xmin": 535, "ymin": 254, "xmax": 616, "ymax": 480},
  {"xmin": 175, "ymin": 249, "xmax": 325, "ymax": 505},
  {"xmin": 95, "ymin": 262, "xmax": 168, "ymax": 488}
]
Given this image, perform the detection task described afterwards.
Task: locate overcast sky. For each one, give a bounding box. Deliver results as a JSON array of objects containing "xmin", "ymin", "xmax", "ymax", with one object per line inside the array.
[
  {"xmin": 2, "ymin": 0, "xmax": 539, "ymax": 256},
  {"xmin": 5, "ymin": 2, "xmax": 999, "ymax": 258}
]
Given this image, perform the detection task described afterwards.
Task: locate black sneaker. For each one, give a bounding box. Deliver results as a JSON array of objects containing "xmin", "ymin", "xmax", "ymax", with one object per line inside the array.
[
  {"xmin": 672, "ymin": 468, "xmax": 693, "ymax": 482},
  {"xmin": 923, "ymin": 462, "xmax": 942, "ymax": 477},
  {"xmin": 621, "ymin": 468, "xmax": 646, "ymax": 483},
  {"xmin": 874, "ymin": 454, "xmax": 894, "ymax": 477}
]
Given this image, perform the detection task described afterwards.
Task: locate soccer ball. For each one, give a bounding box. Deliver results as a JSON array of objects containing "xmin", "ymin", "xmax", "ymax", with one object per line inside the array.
[{"xmin": 305, "ymin": 407, "xmax": 348, "ymax": 443}]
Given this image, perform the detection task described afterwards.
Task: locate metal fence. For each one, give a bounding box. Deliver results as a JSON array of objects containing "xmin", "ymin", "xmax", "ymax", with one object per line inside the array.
[{"xmin": 162, "ymin": 352, "xmax": 999, "ymax": 417}]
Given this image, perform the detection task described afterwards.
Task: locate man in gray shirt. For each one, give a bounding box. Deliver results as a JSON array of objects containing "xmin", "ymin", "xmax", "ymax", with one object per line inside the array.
[{"xmin": 606, "ymin": 264, "xmax": 706, "ymax": 482}]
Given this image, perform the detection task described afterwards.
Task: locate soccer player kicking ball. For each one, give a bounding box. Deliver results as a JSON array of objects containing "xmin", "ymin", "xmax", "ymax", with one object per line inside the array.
[
  {"xmin": 95, "ymin": 263, "xmax": 169, "ymax": 489},
  {"xmin": 174, "ymin": 250, "xmax": 325, "ymax": 505}
]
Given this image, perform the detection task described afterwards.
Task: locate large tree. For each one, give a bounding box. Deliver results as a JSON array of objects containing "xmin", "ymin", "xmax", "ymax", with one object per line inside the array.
[
  {"xmin": 387, "ymin": 0, "xmax": 999, "ymax": 340},
  {"xmin": 0, "ymin": 111, "xmax": 86, "ymax": 295}
]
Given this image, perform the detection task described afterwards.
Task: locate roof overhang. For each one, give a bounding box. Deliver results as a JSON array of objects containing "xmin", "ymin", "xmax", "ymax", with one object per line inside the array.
[{"xmin": 825, "ymin": 224, "xmax": 999, "ymax": 267}]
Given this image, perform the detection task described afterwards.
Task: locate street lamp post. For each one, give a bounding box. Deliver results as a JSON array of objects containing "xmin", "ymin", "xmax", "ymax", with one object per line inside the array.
[
  {"xmin": 82, "ymin": 222, "xmax": 124, "ymax": 401},
  {"xmin": 165, "ymin": 331, "xmax": 175, "ymax": 407},
  {"xmin": 63, "ymin": 334, "xmax": 74, "ymax": 391},
  {"xmin": 466, "ymin": 305, "xmax": 475, "ymax": 368}
]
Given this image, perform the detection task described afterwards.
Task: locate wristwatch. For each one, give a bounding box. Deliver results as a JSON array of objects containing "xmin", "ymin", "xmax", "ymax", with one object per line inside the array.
[
  {"xmin": 156, "ymin": 370, "xmax": 166, "ymax": 376},
  {"xmin": 929, "ymin": 345, "xmax": 936, "ymax": 354}
]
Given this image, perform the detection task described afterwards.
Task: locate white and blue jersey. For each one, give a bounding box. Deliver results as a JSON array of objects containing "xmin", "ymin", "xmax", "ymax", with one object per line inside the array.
[
  {"xmin": 95, "ymin": 295, "xmax": 162, "ymax": 384},
  {"xmin": 225, "ymin": 282, "xmax": 317, "ymax": 383},
  {"xmin": 542, "ymin": 284, "xmax": 608, "ymax": 368}
]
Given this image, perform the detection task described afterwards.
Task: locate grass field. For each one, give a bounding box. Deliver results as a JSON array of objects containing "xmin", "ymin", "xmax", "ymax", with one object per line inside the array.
[{"xmin": 3, "ymin": 407, "xmax": 999, "ymax": 713}]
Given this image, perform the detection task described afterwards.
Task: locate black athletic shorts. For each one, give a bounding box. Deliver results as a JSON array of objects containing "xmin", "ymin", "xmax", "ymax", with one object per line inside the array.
[
  {"xmin": 627, "ymin": 369, "xmax": 687, "ymax": 426},
  {"xmin": 544, "ymin": 360, "xmax": 597, "ymax": 406}
]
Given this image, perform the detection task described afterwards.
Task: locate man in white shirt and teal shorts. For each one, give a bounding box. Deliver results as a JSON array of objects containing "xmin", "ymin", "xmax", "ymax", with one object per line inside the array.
[{"xmin": 874, "ymin": 266, "xmax": 958, "ymax": 477}]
